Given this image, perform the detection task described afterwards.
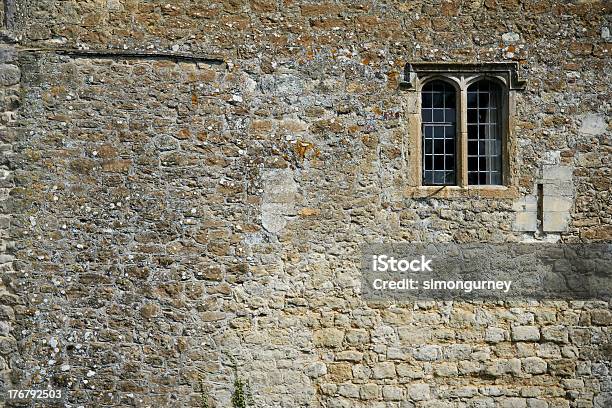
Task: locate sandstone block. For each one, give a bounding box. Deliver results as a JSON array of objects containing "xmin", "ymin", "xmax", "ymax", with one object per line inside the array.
[{"xmin": 314, "ymin": 328, "xmax": 344, "ymax": 348}]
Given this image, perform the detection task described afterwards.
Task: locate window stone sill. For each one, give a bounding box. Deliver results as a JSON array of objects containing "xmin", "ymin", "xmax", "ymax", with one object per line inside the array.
[{"xmin": 404, "ymin": 185, "xmax": 519, "ymax": 199}]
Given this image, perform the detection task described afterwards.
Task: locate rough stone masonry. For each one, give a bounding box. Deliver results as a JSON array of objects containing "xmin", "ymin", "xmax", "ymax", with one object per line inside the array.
[{"xmin": 0, "ymin": 0, "xmax": 610, "ymax": 407}]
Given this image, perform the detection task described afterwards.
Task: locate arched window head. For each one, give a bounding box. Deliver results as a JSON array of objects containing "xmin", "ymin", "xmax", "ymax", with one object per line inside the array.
[
  {"xmin": 421, "ymin": 80, "xmax": 457, "ymax": 186},
  {"xmin": 467, "ymin": 79, "xmax": 503, "ymax": 185}
]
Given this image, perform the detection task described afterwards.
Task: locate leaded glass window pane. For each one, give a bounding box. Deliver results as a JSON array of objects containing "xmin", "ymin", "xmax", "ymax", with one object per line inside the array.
[
  {"xmin": 466, "ymin": 80, "xmax": 502, "ymax": 185},
  {"xmin": 422, "ymin": 80, "xmax": 456, "ymax": 185}
]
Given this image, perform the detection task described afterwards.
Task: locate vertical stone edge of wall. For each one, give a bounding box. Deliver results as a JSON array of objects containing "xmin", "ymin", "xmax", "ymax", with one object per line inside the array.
[{"xmin": 0, "ymin": 0, "xmax": 19, "ymax": 395}]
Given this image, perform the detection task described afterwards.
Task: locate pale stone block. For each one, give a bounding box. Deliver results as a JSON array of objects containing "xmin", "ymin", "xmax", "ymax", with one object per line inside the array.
[
  {"xmin": 352, "ymin": 364, "xmax": 371, "ymax": 380},
  {"xmin": 336, "ymin": 350, "xmax": 363, "ymax": 362},
  {"xmin": 382, "ymin": 385, "xmax": 403, "ymax": 401},
  {"xmin": 404, "ymin": 94, "xmax": 419, "ymax": 114},
  {"xmin": 372, "ymin": 362, "xmax": 396, "ymax": 379},
  {"xmin": 527, "ymin": 398, "xmax": 549, "ymax": 408},
  {"xmin": 413, "ymin": 345, "xmax": 440, "ymax": 361},
  {"xmin": 387, "ymin": 347, "xmax": 408, "ymax": 360},
  {"xmin": 513, "ymin": 195, "xmax": 537, "ymax": 212},
  {"xmin": 543, "ymin": 182, "xmax": 574, "ymax": 198},
  {"xmin": 360, "ymin": 384, "xmax": 379, "ymax": 400},
  {"xmin": 512, "ymin": 326, "xmax": 541, "ymax": 342},
  {"xmin": 407, "ymin": 383, "xmax": 430, "ymax": 401},
  {"xmin": 305, "ymin": 362, "xmax": 327, "ymax": 378},
  {"xmin": 543, "ymin": 212, "xmax": 571, "ymax": 233},
  {"xmin": 543, "ymin": 196, "xmax": 572, "ymax": 212},
  {"xmin": 523, "ymin": 357, "xmax": 547, "ymax": 374},
  {"xmin": 502, "ymin": 398, "xmax": 528, "ymax": 408},
  {"xmin": 485, "ymin": 327, "xmax": 507, "ymax": 343},
  {"xmin": 338, "ymin": 383, "xmax": 359, "ymax": 398},
  {"xmin": 435, "ymin": 362, "xmax": 458, "ymax": 377},
  {"xmin": 542, "ymin": 165, "xmax": 573, "ymax": 182},
  {"xmin": 514, "ymin": 211, "xmax": 538, "ymax": 232},
  {"xmin": 397, "ymin": 363, "xmax": 424, "ymax": 378},
  {"xmin": 345, "ymin": 329, "xmax": 369, "ymax": 345},
  {"xmin": 579, "ymin": 113, "xmax": 607, "ymax": 135}
]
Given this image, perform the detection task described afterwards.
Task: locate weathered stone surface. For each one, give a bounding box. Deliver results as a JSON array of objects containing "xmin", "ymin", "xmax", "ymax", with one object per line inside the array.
[{"xmin": 1, "ymin": 1, "xmax": 610, "ymax": 407}]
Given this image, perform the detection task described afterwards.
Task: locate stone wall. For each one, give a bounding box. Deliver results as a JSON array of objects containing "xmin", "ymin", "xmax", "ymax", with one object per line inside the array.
[{"xmin": 0, "ymin": 1, "xmax": 610, "ymax": 407}]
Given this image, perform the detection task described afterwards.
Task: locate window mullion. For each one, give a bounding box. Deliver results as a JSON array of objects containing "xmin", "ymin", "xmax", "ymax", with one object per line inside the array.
[{"xmin": 459, "ymin": 84, "xmax": 468, "ymax": 187}]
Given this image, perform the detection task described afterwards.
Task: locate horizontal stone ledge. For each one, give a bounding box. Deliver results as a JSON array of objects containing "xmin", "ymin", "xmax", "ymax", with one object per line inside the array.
[{"xmin": 16, "ymin": 47, "xmax": 226, "ymax": 66}]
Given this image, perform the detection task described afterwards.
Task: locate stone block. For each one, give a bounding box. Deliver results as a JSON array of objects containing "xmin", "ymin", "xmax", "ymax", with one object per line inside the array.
[
  {"xmin": 512, "ymin": 326, "xmax": 540, "ymax": 342},
  {"xmin": 590, "ymin": 309, "xmax": 611, "ymax": 326},
  {"xmin": 579, "ymin": 114, "xmax": 607, "ymax": 136},
  {"xmin": 413, "ymin": 345, "xmax": 440, "ymax": 361},
  {"xmin": 527, "ymin": 399, "xmax": 549, "ymax": 408},
  {"xmin": 541, "ymin": 326, "xmax": 569, "ymax": 344},
  {"xmin": 345, "ymin": 329, "xmax": 369, "ymax": 345},
  {"xmin": 543, "ymin": 196, "xmax": 572, "ymax": 212},
  {"xmin": 502, "ymin": 398, "xmax": 528, "ymax": 408},
  {"xmin": 338, "ymin": 383, "xmax": 359, "ymax": 398},
  {"xmin": 382, "ymin": 385, "xmax": 403, "ymax": 401},
  {"xmin": 313, "ymin": 328, "xmax": 344, "ymax": 348},
  {"xmin": 397, "ymin": 363, "xmax": 424, "ymax": 378},
  {"xmin": 543, "ymin": 211, "xmax": 570, "ymax": 233},
  {"xmin": 434, "ymin": 362, "xmax": 458, "ymax": 377},
  {"xmin": 305, "ymin": 362, "xmax": 327, "ymax": 378},
  {"xmin": 523, "ymin": 357, "xmax": 547, "ymax": 374},
  {"xmin": 485, "ymin": 327, "xmax": 507, "ymax": 343},
  {"xmin": 513, "ymin": 195, "xmax": 537, "ymax": 212},
  {"xmin": 360, "ymin": 384, "xmax": 379, "ymax": 400},
  {"xmin": 372, "ymin": 362, "xmax": 395, "ymax": 379},
  {"xmin": 387, "ymin": 347, "xmax": 408, "ymax": 360},
  {"xmin": 0, "ymin": 64, "xmax": 20, "ymax": 86},
  {"xmin": 514, "ymin": 211, "xmax": 537, "ymax": 232},
  {"xmin": 407, "ymin": 383, "xmax": 430, "ymax": 401},
  {"xmin": 336, "ymin": 350, "xmax": 363, "ymax": 362},
  {"xmin": 542, "ymin": 165, "xmax": 573, "ymax": 182},
  {"xmin": 328, "ymin": 363, "xmax": 353, "ymax": 382}
]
